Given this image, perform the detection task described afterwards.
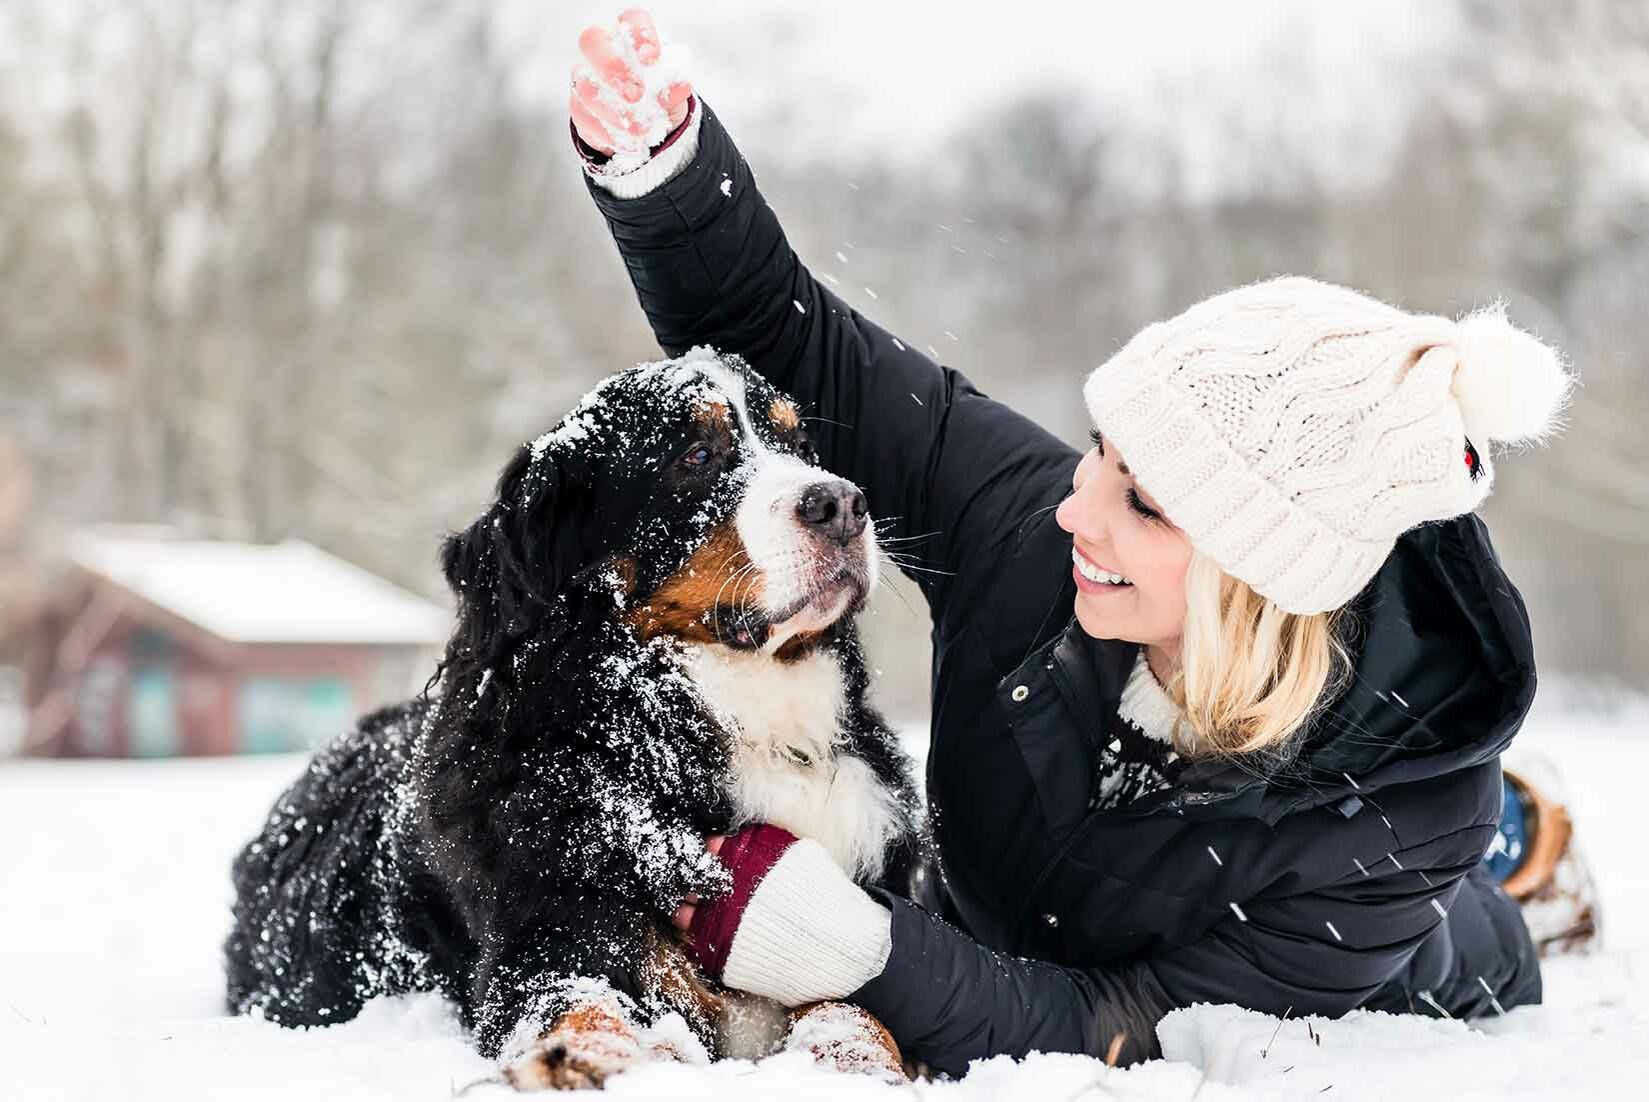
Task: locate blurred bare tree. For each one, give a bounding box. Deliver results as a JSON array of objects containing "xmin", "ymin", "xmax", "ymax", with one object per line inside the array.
[
  {"xmin": 1, "ymin": 0, "xmax": 1646, "ymax": 719},
  {"xmin": 0, "ymin": 0, "xmax": 653, "ymax": 586}
]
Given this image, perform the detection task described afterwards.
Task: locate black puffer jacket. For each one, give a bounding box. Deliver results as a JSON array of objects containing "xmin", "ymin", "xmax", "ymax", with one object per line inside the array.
[{"xmin": 582, "ymin": 100, "xmax": 1542, "ymax": 1075}]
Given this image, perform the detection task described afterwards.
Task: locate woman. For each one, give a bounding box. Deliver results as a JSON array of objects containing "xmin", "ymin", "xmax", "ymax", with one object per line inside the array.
[{"xmin": 566, "ymin": 13, "xmax": 1593, "ymax": 1073}]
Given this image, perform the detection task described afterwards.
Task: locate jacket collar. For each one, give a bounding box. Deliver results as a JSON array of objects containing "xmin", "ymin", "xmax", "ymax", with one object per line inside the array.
[{"xmin": 1047, "ymin": 621, "xmax": 1133, "ymax": 756}]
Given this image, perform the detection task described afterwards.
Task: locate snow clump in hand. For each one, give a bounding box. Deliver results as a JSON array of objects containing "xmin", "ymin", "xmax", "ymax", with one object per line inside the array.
[{"xmin": 574, "ymin": 18, "xmax": 692, "ymax": 172}]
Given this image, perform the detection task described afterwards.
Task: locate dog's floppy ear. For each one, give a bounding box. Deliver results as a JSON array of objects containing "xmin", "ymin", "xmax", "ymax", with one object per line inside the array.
[{"xmin": 440, "ymin": 442, "xmax": 592, "ymax": 666}]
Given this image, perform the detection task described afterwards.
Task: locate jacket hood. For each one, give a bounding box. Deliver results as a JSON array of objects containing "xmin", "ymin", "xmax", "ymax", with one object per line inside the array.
[{"xmin": 1060, "ymin": 513, "xmax": 1538, "ymax": 825}]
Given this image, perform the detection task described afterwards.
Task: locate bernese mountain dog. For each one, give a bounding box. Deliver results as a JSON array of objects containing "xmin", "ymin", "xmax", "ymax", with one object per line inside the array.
[{"xmin": 224, "ymin": 348, "xmax": 925, "ymax": 1088}]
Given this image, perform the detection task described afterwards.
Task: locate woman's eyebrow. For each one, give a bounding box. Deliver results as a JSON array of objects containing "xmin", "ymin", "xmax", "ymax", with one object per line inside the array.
[{"xmin": 1118, "ymin": 460, "xmax": 1132, "ymax": 476}]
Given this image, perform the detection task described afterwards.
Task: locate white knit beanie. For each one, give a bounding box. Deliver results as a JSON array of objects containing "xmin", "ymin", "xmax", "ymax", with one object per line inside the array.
[{"xmin": 1083, "ymin": 277, "xmax": 1573, "ymax": 615}]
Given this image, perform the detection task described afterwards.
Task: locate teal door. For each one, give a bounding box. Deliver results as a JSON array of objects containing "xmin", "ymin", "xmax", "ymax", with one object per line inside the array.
[
  {"xmin": 238, "ymin": 677, "xmax": 354, "ymax": 753},
  {"xmin": 296, "ymin": 679, "xmax": 353, "ymax": 748},
  {"xmin": 129, "ymin": 668, "xmax": 179, "ymax": 757}
]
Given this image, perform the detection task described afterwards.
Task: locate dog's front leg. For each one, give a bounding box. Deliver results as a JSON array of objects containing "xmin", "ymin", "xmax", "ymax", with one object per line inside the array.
[
  {"xmin": 501, "ymin": 996, "xmax": 670, "ymax": 1092},
  {"xmin": 497, "ymin": 942, "xmax": 720, "ymax": 1095},
  {"xmin": 782, "ymin": 1002, "xmax": 907, "ymax": 1082}
]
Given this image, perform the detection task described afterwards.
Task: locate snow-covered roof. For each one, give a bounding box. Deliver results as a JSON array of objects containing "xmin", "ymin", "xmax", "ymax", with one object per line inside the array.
[{"xmin": 68, "ymin": 529, "xmax": 452, "ymax": 646}]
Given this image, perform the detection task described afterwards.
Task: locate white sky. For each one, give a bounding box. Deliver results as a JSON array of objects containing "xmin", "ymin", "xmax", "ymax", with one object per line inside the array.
[
  {"xmin": 0, "ymin": 1, "xmax": 1458, "ymax": 201},
  {"xmin": 504, "ymin": 0, "xmax": 1454, "ymax": 178}
]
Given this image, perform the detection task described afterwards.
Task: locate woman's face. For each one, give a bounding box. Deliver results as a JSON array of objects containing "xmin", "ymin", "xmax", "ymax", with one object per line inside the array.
[{"xmin": 1055, "ymin": 430, "xmax": 1193, "ymax": 654}]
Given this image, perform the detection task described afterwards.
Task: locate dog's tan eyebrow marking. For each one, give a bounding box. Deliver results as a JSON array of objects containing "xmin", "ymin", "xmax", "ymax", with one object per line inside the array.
[
  {"xmin": 768, "ymin": 398, "xmax": 800, "ymax": 432},
  {"xmin": 693, "ymin": 400, "xmax": 732, "ymax": 430}
]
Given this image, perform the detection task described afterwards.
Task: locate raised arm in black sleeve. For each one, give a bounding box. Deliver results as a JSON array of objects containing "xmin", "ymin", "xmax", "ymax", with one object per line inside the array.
[{"xmin": 584, "ymin": 101, "xmax": 1080, "ymax": 619}]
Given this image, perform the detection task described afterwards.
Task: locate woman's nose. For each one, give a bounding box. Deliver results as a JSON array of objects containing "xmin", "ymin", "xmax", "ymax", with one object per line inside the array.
[
  {"xmin": 1055, "ymin": 490, "xmax": 1078, "ymax": 534},
  {"xmin": 1055, "ymin": 481, "xmax": 1096, "ymax": 539}
]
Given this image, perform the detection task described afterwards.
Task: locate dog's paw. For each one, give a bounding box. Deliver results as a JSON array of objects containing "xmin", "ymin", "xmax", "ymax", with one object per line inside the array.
[
  {"xmin": 784, "ymin": 1002, "xmax": 907, "ymax": 1083},
  {"xmin": 501, "ymin": 1004, "xmax": 644, "ymax": 1092},
  {"xmin": 501, "ymin": 1036, "xmax": 628, "ymax": 1092}
]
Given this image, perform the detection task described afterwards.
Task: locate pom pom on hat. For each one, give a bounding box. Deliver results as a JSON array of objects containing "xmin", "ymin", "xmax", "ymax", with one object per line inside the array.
[{"xmin": 1451, "ymin": 302, "xmax": 1574, "ymax": 445}]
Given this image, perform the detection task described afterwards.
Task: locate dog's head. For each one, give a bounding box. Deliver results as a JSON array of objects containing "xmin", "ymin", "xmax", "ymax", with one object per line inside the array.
[{"xmin": 440, "ymin": 348, "xmax": 878, "ymax": 670}]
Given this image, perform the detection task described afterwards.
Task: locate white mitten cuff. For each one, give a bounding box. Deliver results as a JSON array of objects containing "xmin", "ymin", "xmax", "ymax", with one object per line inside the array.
[{"xmin": 720, "ymin": 838, "xmax": 892, "ymax": 1007}]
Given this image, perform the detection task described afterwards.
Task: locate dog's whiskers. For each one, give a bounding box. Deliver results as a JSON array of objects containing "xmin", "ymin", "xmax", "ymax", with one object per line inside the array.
[
  {"xmin": 880, "ymin": 573, "xmax": 924, "ymax": 619},
  {"xmin": 882, "ymin": 551, "xmax": 955, "ymax": 578},
  {"xmin": 712, "ymin": 560, "xmax": 762, "ymax": 637},
  {"xmin": 1011, "ymin": 501, "xmax": 1062, "ymax": 552},
  {"xmin": 876, "ymin": 535, "xmax": 940, "ymax": 549}
]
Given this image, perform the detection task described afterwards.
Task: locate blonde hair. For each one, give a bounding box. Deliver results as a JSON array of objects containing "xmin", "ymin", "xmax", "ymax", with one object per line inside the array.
[{"xmin": 1165, "ymin": 550, "xmax": 1352, "ymax": 760}]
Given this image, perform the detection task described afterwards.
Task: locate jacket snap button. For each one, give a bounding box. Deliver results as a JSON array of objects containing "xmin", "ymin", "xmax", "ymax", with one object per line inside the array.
[
  {"xmin": 1043, "ymin": 912, "xmax": 1059, "ymax": 927},
  {"xmin": 1011, "ymin": 685, "xmax": 1030, "ymax": 702}
]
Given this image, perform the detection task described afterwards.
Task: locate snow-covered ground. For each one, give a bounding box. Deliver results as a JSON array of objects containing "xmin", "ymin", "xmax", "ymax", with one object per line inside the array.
[{"xmin": 3, "ymin": 690, "xmax": 1646, "ymax": 1101}]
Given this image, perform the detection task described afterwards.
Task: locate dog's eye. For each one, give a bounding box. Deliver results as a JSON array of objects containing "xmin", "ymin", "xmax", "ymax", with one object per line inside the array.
[
  {"xmin": 797, "ymin": 438, "xmax": 820, "ymax": 466},
  {"xmin": 681, "ymin": 443, "xmax": 714, "ymax": 468}
]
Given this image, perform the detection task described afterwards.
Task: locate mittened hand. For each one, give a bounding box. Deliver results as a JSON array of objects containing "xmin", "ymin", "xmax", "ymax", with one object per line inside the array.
[
  {"xmin": 570, "ymin": 8, "xmax": 693, "ymax": 161},
  {"xmin": 682, "ymin": 825, "xmax": 799, "ymax": 980},
  {"xmin": 677, "ymin": 825, "xmax": 893, "ymax": 1007}
]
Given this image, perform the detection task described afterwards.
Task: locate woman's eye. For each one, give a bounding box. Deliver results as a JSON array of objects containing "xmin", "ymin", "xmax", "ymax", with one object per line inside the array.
[
  {"xmin": 682, "ymin": 444, "xmax": 714, "ymax": 468},
  {"xmin": 1127, "ymin": 488, "xmax": 1161, "ymax": 522},
  {"xmin": 1088, "ymin": 428, "xmax": 1104, "ymax": 454}
]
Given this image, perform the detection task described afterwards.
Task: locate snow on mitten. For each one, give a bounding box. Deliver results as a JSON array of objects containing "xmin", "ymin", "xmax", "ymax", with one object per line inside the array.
[
  {"xmin": 572, "ymin": 14, "xmax": 693, "ymax": 163},
  {"xmin": 570, "ymin": 12, "xmax": 700, "ymax": 198},
  {"xmin": 686, "ymin": 824, "xmax": 892, "ymax": 1007}
]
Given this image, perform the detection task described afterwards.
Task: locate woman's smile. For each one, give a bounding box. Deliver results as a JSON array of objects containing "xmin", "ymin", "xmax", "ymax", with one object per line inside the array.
[
  {"xmin": 1071, "ymin": 545, "xmax": 1134, "ymax": 593},
  {"xmin": 1056, "ymin": 438, "xmax": 1192, "ymax": 651}
]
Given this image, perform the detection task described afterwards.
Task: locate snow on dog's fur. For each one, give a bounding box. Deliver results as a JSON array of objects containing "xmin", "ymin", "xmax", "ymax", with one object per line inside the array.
[{"xmin": 224, "ymin": 348, "xmax": 924, "ymax": 1087}]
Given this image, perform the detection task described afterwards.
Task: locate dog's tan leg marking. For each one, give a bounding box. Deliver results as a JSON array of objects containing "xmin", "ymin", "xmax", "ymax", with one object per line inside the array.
[
  {"xmin": 647, "ymin": 933, "xmax": 726, "ymax": 1044},
  {"xmin": 783, "ymin": 1002, "xmax": 907, "ymax": 1082},
  {"xmin": 501, "ymin": 1001, "xmax": 652, "ymax": 1092}
]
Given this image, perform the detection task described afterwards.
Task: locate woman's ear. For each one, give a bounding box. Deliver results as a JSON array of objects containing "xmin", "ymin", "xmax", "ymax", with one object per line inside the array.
[{"xmin": 440, "ymin": 443, "xmax": 591, "ymax": 664}]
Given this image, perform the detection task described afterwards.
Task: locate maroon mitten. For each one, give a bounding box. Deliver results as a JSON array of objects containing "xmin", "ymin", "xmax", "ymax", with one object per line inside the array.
[
  {"xmin": 686, "ymin": 824, "xmax": 798, "ymax": 980},
  {"xmin": 683, "ymin": 826, "xmax": 892, "ymax": 1007}
]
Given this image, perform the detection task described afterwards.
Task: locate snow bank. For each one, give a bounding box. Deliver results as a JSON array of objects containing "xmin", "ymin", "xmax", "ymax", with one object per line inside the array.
[
  {"xmin": 1159, "ymin": 988, "xmax": 1646, "ymax": 1100},
  {"xmin": 3, "ymin": 691, "xmax": 1645, "ymax": 1100}
]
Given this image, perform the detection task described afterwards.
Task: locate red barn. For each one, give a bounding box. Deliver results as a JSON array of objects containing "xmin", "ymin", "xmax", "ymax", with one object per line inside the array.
[{"xmin": 14, "ymin": 529, "xmax": 451, "ymax": 757}]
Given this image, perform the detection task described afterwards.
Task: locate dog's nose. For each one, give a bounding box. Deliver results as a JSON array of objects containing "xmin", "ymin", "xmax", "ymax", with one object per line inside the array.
[{"xmin": 796, "ymin": 481, "xmax": 869, "ymax": 543}]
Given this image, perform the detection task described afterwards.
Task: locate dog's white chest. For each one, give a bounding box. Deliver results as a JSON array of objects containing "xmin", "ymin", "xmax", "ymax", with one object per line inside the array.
[{"xmin": 680, "ymin": 646, "xmax": 902, "ymax": 882}]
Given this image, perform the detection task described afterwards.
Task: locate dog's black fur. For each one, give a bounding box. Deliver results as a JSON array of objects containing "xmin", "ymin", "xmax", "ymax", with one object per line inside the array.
[{"xmin": 225, "ymin": 353, "xmax": 923, "ymax": 1060}]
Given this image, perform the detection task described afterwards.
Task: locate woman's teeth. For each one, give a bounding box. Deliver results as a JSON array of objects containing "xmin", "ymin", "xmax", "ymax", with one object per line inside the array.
[{"xmin": 1073, "ymin": 548, "xmax": 1132, "ymax": 586}]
